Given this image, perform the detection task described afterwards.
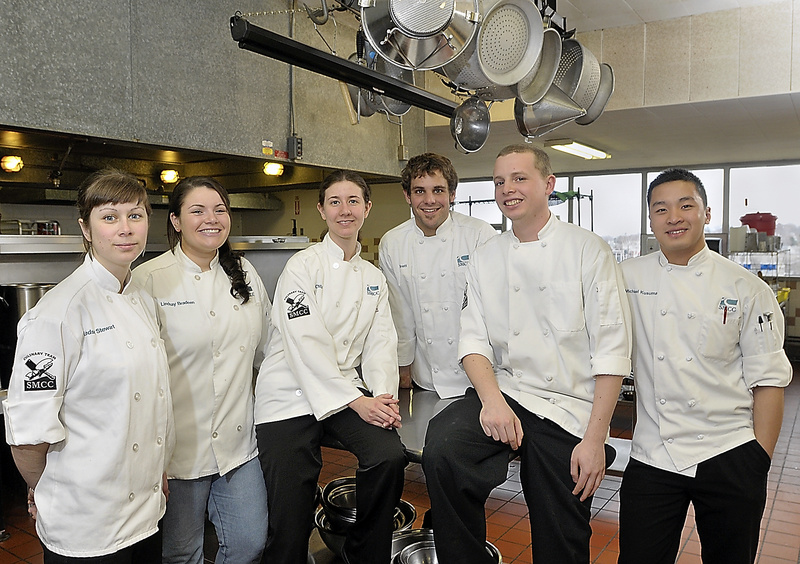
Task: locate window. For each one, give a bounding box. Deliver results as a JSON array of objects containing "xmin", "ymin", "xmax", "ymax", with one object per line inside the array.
[{"xmin": 453, "ymin": 180, "xmax": 503, "ymax": 230}]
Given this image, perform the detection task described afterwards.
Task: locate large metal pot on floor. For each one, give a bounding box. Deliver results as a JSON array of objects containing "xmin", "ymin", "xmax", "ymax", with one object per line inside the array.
[{"xmin": 0, "ymin": 284, "xmax": 54, "ymax": 388}]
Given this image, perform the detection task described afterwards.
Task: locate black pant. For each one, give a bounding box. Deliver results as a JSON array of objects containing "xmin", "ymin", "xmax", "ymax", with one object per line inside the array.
[
  {"xmin": 618, "ymin": 440, "xmax": 770, "ymax": 564},
  {"xmin": 422, "ymin": 388, "xmax": 613, "ymax": 564},
  {"xmin": 42, "ymin": 530, "xmax": 161, "ymax": 563},
  {"xmin": 257, "ymin": 410, "xmax": 407, "ymax": 564}
]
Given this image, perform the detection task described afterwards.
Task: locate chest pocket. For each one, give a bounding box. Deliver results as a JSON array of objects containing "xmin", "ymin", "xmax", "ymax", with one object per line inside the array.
[
  {"xmin": 698, "ymin": 311, "xmax": 741, "ymax": 361},
  {"xmin": 545, "ymin": 282, "xmax": 585, "ymax": 332}
]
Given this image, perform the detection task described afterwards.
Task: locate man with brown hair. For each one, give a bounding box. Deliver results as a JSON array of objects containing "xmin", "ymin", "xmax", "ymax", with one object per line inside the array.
[
  {"xmin": 422, "ymin": 144, "xmax": 632, "ymax": 563},
  {"xmin": 379, "ymin": 152, "xmax": 495, "ymax": 398}
]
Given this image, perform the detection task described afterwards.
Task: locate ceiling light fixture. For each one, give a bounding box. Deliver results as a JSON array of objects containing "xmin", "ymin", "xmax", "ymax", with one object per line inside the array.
[
  {"xmin": 545, "ymin": 139, "xmax": 610, "ymax": 160},
  {"xmin": 263, "ymin": 162, "xmax": 284, "ymax": 176},
  {"xmin": 1, "ymin": 155, "xmax": 24, "ymax": 172},
  {"xmin": 160, "ymin": 169, "xmax": 180, "ymax": 183}
]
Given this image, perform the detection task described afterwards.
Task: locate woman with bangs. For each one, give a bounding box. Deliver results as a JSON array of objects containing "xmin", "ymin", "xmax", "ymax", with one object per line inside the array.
[{"xmin": 3, "ymin": 169, "xmax": 174, "ymax": 563}]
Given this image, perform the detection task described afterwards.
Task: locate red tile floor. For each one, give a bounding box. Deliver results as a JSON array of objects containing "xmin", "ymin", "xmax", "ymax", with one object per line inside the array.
[{"xmin": 0, "ymin": 361, "xmax": 798, "ymax": 563}]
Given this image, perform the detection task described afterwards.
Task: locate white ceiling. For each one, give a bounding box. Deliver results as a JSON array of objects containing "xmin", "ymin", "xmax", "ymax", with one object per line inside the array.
[{"xmin": 426, "ymin": 0, "xmax": 800, "ymax": 179}]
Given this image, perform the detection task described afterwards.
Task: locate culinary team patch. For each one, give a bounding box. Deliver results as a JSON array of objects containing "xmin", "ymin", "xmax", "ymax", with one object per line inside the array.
[
  {"xmin": 22, "ymin": 352, "xmax": 57, "ymax": 391},
  {"xmin": 285, "ymin": 290, "xmax": 310, "ymax": 319}
]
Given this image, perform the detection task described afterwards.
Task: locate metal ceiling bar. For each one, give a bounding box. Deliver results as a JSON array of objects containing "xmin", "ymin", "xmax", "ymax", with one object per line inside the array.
[{"xmin": 229, "ymin": 15, "xmax": 459, "ymax": 119}]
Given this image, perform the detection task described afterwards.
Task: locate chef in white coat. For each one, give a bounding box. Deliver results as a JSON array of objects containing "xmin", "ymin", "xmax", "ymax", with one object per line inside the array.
[
  {"xmin": 618, "ymin": 168, "xmax": 792, "ymax": 564},
  {"xmin": 133, "ymin": 177, "xmax": 269, "ymax": 564},
  {"xmin": 4, "ymin": 169, "xmax": 174, "ymax": 563},
  {"xmin": 379, "ymin": 153, "xmax": 496, "ymax": 398},
  {"xmin": 255, "ymin": 170, "xmax": 406, "ymax": 564}
]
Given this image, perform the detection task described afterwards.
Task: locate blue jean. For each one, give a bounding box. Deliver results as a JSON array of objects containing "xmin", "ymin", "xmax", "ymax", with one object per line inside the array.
[{"xmin": 162, "ymin": 457, "xmax": 268, "ymax": 564}]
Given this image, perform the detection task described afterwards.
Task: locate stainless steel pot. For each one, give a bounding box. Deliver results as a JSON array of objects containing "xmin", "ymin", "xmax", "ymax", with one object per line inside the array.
[
  {"xmin": 450, "ymin": 97, "xmax": 491, "ymax": 153},
  {"xmin": 0, "ymin": 283, "xmax": 55, "ymax": 388}
]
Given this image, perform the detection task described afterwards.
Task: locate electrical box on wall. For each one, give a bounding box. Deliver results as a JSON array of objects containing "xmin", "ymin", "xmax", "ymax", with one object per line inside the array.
[{"xmin": 288, "ymin": 136, "xmax": 303, "ymax": 160}]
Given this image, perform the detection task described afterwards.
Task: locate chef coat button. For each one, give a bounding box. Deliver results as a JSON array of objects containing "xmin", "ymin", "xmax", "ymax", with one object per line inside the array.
[
  {"xmin": 447, "ymin": 338, "xmax": 454, "ymax": 344},
  {"xmin": 353, "ymin": 266, "xmax": 359, "ymax": 272},
  {"xmin": 549, "ymin": 398, "xmax": 556, "ymax": 403},
  {"xmin": 543, "ymin": 329, "xmax": 550, "ymax": 336},
  {"xmin": 688, "ymin": 399, "xmax": 696, "ymax": 407},
  {"xmin": 233, "ymin": 305, "xmax": 239, "ymax": 311},
  {"xmin": 513, "ymin": 330, "xmax": 520, "ymax": 336},
  {"xmin": 333, "ymin": 263, "xmax": 340, "ymax": 269},
  {"xmin": 195, "ymin": 275, "xmax": 201, "ymax": 280},
  {"xmin": 295, "ymin": 389, "xmax": 303, "ymax": 396},
  {"xmin": 538, "ymin": 285, "xmax": 546, "ymax": 291},
  {"xmin": 134, "ymin": 392, "xmax": 141, "ymax": 401},
  {"xmin": 159, "ymin": 388, "xmax": 164, "ymax": 397},
  {"xmin": 214, "ymin": 351, "xmax": 221, "ymax": 358},
  {"xmin": 667, "ymin": 438, "xmax": 674, "ymax": 444},
  {"xmin": 697, "ymin": 434, "xmax": 704, "ymax": 440},
  {"xmin": 443, "ymin": 306, "xmax": 449, "ymax": 311},
  {"xmin": 423, "ymin": 307, "xmax": 429, "ymax": 312},
  {"xmin": 441, "ymin": 271, "xmax": 446, "ymax": 277},
  {"xmin": 666, "ymin": 265, "xmax": 673, "ymax": 272},
  {"xmin": 210, "ymin": 310, "xmax": 216, "ymax": 317},
  {"xmin": 153, "ymin": 484, "xmax": 160, "ymax": 493},
  {"xmin": 343, "ymin": 339, "xmax": 349, "ymax": 346},
  {"xmin": 126, "ymin": 341, "xmax": 133, "ymax": 349},
  {"xmin": 426, "ymin": 339, "xmax": 432, "ymax": 344},
  {"xmin": 441, "ymin": 237, "xmax": 447, "ymax": 242},
  {"xmin": 157, "ymin": 437, "xmax": 163, "ymax": 445},
  {"xmin": 336, "ymin": 301, "xmax": 340, "ymax": 307},
  {"xmin": 513, "ymin": 244, "xmax": 519, "ymax": 249},
  {"xmin": 132, "ymin": 443, "xmax": 139, "ymax": 452},
  {"xmin": 150, "ymin": 339, "xmax": 156, "ymax": 347},
  {"xmin": 240, "ymin": 345, "xmax": 246, "ymax": 352},
  {"xmin": 433, "ymin": 368, "xmax": 439, "ymax": 373},
  {"xmin": 516, "ymin": 371, "xmax": 522, "ymax": 378},
  {"xmin": 131, "ymin": 297, "xmax": 138, "ymax": 305},
  {"xmin": 212, "ymin": 432, "xmax": 218, "ymax": 439},
  {"xmin": 546, "ymin": 375, "xmax": 553, "ymax": 382},
  {"xmin": 687, "ymin": 313, "xmax": 695, "ymax": 319},
  {"xmin": 418, "ymin": 239, "xmax": 424, "ymax": 244},
  {"xmin": 106, "ymin": 296, "xmax": 113, "ymax": 303},
  {"xmin": 686, "ymin": 356, "xmax": 693, "ymax": 362},
  {"xmin": 695, "ymin": 271, "xmax": 703, "ymax": 276},
  {"xmin": 657, "ymin": 354, "xmax": 664, "ymax": 360},
  {"xmin": 420, "ymin": 274, "xmax": 427, "ymax": 280},
  {"xmin": 514, "ymin": 286, "xmax": 520, "ymax": 292},
  {"xmin": 237, "ymin": 425, "xmax": 243, "ymax": 432},
  {"xmin": 660, "ymin": 309, "xmax": 667, "ymax": 316},
  {"xmin": 659, "ymin": 398, "xmax": 666, "ymax": 405},
  {"xmin": 541, "ymin": 241, "xmax": 547, "ymax": 248},
  {"xmin": 129, "ymin": 492, "xmax": 135, "ymax": 502}
]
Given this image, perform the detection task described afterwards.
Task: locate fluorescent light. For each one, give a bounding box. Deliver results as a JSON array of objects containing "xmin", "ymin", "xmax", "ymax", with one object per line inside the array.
[
  {"xmin": 1, "ymin": 155, "xmax": 23, "ymax": 172},
  {"xmin": 263, "ymin": 162, "xmax": 284, "ymax": 176},
  {"xmin": 160, "ymin": 169, "xmax": 180, "ymax": 183},
  {"xmin": 545, "ymin": 139, "xmax": 610, "ymax": 160}
]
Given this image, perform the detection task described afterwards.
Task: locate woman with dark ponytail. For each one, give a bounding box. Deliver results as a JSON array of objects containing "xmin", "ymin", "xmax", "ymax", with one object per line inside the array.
[{"xmin": 133, "ymin": 177, "xmax": 269, "ymax": 564}]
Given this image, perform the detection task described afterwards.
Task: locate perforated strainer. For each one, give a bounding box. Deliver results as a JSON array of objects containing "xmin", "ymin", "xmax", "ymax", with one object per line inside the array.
[
  {"xmin": 477, "ymin": 0, "xmax": 543, "ymax": 86},
  {"xmin": 553, "ymin": 38, "xmax": 601, "ymax": 111}
]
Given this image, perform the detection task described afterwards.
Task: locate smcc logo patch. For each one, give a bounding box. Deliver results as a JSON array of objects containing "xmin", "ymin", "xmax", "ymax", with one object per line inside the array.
[
  {"xmin": 22, "ymin": 352, "xmax": 57, "ymax": 391},
  {"xmin": 285, "ymin": 290, "xmax": 310, "ymax": 319},
  {"xmin": 366, "ymin": 285, "xmax": 379, "ymax": 296}
]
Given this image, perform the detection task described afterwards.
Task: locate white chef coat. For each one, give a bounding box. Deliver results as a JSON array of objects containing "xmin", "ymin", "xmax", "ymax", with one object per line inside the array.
[
  {"xmin": 254, "ymin": 234, "xmax": 399, "ymax": 424},
  {"xmin": 379, "ymin": 212, "xmax": 496, "ymax": 398},
  {"xmin": 3, "ymin": 255, "xmax": 173, "ymax": 558},
  {"xmin": 132, "ymin": 246, "xmax": 270, "ymax": 478},
  {"xmin": 621, "ymin": 247, "xmax": 792, "ymax": 476},
  {"xmin": 458, "ymin": 213, "xmax": 632, "ymax": 438}
]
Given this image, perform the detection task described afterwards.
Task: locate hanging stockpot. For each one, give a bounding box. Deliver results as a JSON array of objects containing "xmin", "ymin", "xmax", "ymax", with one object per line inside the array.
[{"xmin": 450, "ymin": 96, "xmax": 491, "ymax": 153}]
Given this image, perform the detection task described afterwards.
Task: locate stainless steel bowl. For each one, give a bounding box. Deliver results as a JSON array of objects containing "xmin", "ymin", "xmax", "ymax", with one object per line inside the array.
[
  {"xmin": 316, "ymin": 500, "xmax": 417, "ymax": 557},
  {"xmin": 390, "ymin": 529, "xmax": 503, "ymax": 563},
  {"xmin": 398, "ymin": 540, "xmax": 438, "ymax": 564}
]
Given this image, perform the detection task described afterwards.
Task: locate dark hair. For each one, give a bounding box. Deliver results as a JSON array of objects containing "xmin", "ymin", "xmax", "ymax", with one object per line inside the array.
[
  {"xmin": 647, "ymin": 168, "xmax": 707, "ymax": 207},
  {"xmin": 167, "ymin": 176, "xmax": 251, "ymax": 303},
  {"xmin": 317, "ymin": 170, "xmax": 372, "ymax": 205},
  {"xmin": 401, "ymin": 153, "xmax": 458, "ymax": 194},
  {"xmin": 497, "ymin": 144, "xmax": 552, "ymax": 178},
  {"xmin": 76, "ymin": 169, "xmax": 151, "ymax": 253}
]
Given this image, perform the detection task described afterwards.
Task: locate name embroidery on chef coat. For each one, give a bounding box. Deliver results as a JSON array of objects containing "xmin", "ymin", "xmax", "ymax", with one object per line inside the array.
[
  {"xmin": 285, "ymin": 290, "xmax": 310, "ymax": 319},
  {"xmin": 21, "ymin": 352, "xmax": 57, "ymax": 391}
]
